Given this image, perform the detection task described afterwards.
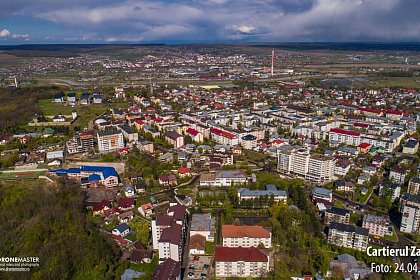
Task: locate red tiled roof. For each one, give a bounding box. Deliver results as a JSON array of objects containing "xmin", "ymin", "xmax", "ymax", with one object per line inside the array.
[
  {"xmin": 215, "ymin": 246, "xmax": 268, "ymax": 262},
  {"xmin": 222, "ymin": 225, "xmax": 270, "ymax": 238},
  {"xmin": 134, "ymin": 120, "xmax": 145, "ymax": 125},
  {"xmin": 329, "ymin": 128, "xmax": 361, "ymax": 136},
  {"xmin": 189, "ymin": 234, "xmax": 206, "ymax": 250},
  {"xmin": 79, "ymin": 130, "xmax": 95, "ymax": 137},
  {"xmin": 178, "ymin": 167, "xmax": 191, "ymax": 174},
  {"xmin": 359, "ymin": 107, "xmax": 382, "ymax": 114},
  {"xmin": 211, "ymin": 127, "xmax": 235, "ymax": 139},
  {"xmin": 358, "ymin": 142, "xmax": 371, "ymax": 149},
  {"xmin": 118, "ymin": 197, "xmax": 135, "ymax": 208},
  {"xmin": 385, "ymin": 109, "xmax": 403, "ymax": 115},
  {"xmin": 186, "ymin": 128, "xmax": 199, "ymax": 136},
  {"xmin": 353, "ymin": 122, "xmax": 369, "ymax": 128}
]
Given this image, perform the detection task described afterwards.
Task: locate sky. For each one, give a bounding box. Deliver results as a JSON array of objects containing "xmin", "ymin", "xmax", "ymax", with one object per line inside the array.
[{"xmin": 0, "ymin": 0, "xmax": 419, "ymax": 44}]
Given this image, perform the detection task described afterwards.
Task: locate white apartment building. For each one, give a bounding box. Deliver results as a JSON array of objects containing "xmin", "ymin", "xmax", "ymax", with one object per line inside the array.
[
  {"xmin": 200, "ymin": 170, "xmax": 250, "ymax": 187},
  {"xmin": 400, "ymin": 193, "xmax": 420, "ymax": 234},
  {"xmin": 328, "ymin": 222, "xmax": 369, "ymax": 251},
  {"xmin": 97, "ymin": 131, "xmax": 124, "ymax": 153},
  {"xmin": 222, "ymin": 225, "xmax": 272, "ymax": 249},
  {"xmin": 408, "ymin": 177, "xmax": 420, "ymax": 195},
  {"xmin": 210, "ymin": 127, "xmax": 240, "ymax": 146},
  {"xmin": 278, "ymin": 148, "xmax": 335, "ymax": 183},
  {"xmin": 329, "ymin": 128, "xmax": 361, "ymax": 146},
  {"xmin": 215, "ymin": 247, "xmax": 270, "ymax": 278},
  {"xmin": 362, "ymin": 214, "xmax": 390, "ymax": 237}
]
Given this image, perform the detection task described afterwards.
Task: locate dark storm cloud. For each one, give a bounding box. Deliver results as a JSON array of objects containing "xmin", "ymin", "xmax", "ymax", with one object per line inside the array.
[{"xmin": 0, "ymin": 0, "xmax": 419, "ymax": 42}]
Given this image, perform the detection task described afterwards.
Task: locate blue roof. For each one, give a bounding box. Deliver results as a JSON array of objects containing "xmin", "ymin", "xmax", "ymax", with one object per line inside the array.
[
  {"xmin": 50, "ymin": 166, "xmax": 119, "ymax": 181},
  {"xmin": 311, "ymin": 187, "xmax": 332, "ymax": 197},
  {"xmin": 80, "ymin": 166, "xmax": 119, "ymax": 179},
  {"xmin": 67, "ymin": 92, "xmax": 76, "ymax": 97},
  {"xmin": 115, "ymin": 223, "xmax": 129, "ymax": 232},
  {"xmin": 89, "ymin": 174, "xmax": 101, "ymax": 181},
  {"xmin": 54, "ymin": 93, "xmax": 64, "ymax": 98},
  {"xmin": 67, "ymin": 168, "xmax": 80, "ymax": 174},
  {"xmin": 238, "ymin": 187, "xmax": 287, "ymax": 197}
]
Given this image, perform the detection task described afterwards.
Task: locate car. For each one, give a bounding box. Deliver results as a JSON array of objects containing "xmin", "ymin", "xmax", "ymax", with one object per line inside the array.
[
  {"xmin": 202, "ymin": 264, "xmax": 209, "ymax": 269},
  {"xmin": 189, "ymin": 266, "xmax": 195, "ymax": 270},
  {"xmin": 193, "ymin": 256, "xmax": 200, "ymax": 261},
  {"xmin": 187, "ymin": 272, "xmax": 194, "ymax": 278}
]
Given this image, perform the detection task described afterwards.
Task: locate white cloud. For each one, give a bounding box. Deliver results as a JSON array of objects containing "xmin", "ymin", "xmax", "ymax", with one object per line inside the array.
[
  {"xmin": 235, "ymin": 25, "xmax": 255, "ymax": 33},
  {"xmin": 3, "ymin": 0, "xmax": 419, "ymax": 42},
  {"xmin": 0, "ymin": 28, "xmax": 30, "ymax": 40},
  {"xmin": 0, "ymin": 29, "xmax": 11, "ymax": 37}
]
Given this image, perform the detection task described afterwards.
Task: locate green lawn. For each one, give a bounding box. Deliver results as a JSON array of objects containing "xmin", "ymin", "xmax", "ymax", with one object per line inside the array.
[
  {"xmin": 205, "ymin": 241, "xmax": 214, "ymax": 255},
  {"xmin": 37, "ymin": 99, "xmax": 74, "ymax": 115},
  {"xmin": 129, "ymin": 255, "xmax": 158, "ymax": 279},
  {"xmin": 243, "ymin": 150, "xmax": 267, "ymax": 162}
]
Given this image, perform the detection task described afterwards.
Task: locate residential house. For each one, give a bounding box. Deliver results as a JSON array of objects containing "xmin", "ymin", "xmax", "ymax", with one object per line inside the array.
[
  {"xmin": 190, "ymin": 213, "xmax": 215, "ymax": 242},
  {"xmin": 311, "ymin": 187, "xmax": 333, "ymax": 203},
  {"xmin": 189, "ymin": 234, "xmax": 206, "ymax": 255},
  {"xmin": 139, "ymin": 203, "xmax": 154, "ymax": 218},
  {"xmin": 112, "ymin": 223, "xmax": 130, "ymax": 237},
  {"xmin": 165, "ymin": 131, "xmax": 184, "ymax": 148}
]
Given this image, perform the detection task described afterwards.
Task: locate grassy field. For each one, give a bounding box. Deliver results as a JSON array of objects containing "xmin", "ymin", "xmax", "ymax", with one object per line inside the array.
[
  {"xmin": 37, "ymin": 99, "xmax": 74, "ymax": 115},
  {"xmin": 129, "ymin": 255, "xmax": 158, "ymax": 279},
  {"xmin": 370, "ymin": 77, "xmax": 420, "ymax": 89}
]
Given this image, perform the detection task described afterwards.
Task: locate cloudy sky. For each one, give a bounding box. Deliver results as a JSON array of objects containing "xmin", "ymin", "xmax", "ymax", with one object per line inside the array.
[{"xmin": 0, "ymin": 0, "xmax": 419, "ymax": 44}]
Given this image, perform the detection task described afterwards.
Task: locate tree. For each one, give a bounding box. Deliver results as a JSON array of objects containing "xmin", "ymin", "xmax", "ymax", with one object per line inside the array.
[{"xmin": 131, "ymin": 218, "xmax": 150, "ymax": 245}]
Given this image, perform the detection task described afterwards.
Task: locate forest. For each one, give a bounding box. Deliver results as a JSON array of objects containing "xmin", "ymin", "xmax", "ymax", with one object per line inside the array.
[
  {"xmin": 0, "ymin": 180, "xmax": 123, "ymax": 280},
  {"xmin": 0, "ymin": 87, "xmax": 59, "ymax": 134}
]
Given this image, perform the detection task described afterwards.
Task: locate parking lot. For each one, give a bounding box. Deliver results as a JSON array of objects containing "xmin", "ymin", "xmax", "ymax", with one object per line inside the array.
[{"xmin": 185, "ymin": 255, "xmax": 212, "ymax": 280}]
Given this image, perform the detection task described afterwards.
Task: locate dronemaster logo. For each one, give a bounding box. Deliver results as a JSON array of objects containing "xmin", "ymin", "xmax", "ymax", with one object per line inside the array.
[{"xmin": 0, "ymin": 257, "xmax": 40, "ymax": 272}]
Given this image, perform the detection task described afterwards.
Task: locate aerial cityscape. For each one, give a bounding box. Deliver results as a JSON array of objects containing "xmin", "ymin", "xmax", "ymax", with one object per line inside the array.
[{"xmin": 0, "ymin": 1, "xmax": 420, "ymax": 280}]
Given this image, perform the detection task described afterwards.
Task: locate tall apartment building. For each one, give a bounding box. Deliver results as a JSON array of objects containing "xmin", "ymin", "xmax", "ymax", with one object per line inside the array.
[
  {"xmin": 278, "ymin": 148, "xmax": 335, "ymax": 183},
  {"xmin": 408, "ymin": 177, "xmax": 420, "ymax": 195},
  {"xmin": 151, "ymin": 204, "xmax": 187, "ymax": 263},
  {"xmin": 324, "ymin": 207, "xmax": 350, "ymax": 225},
  {"xmin": 328, "ymin": 222, "xmax": 369, "ymax": 251},
  {"xmin": 67, "ymin": 131, "xmax": 96, "ymax": 154},
  {"xmin": 222, "ymin": 225, "xmax": 272, "ymax": 248},
  {"xmin": 215, "ymin": 246, "xmax": 270, "ymax": 278},
  {"xmin": 400, "ymin": 193, "xmax": 420, "ymax": 234},
  {"xmin": 97, "ymin": 131, "xmax": 124, "ymax": 152},
  {"xmin": 362, "ymin": 214, "xmax": 390, "ymax": 237}
]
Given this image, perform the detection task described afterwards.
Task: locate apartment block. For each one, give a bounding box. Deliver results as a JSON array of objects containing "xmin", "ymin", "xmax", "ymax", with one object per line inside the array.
[
  {"xmin": 328, "ymin": 222, "xmax": 369, "ymax": 251},
  {"xmin": 399, "ymin": 193, "xmax": 420, "ymax": 234},
  {"xmin": 97, "ymin": 131, "xmax": 124, "ymax": 153},
  {"xmin": 362, "ymin": 214, "xmax": 390, "ymax": 237},
  {"xmin": 222, "ymin": 225, "xmax": 272, "ymax": 249},
  {"xmin": 215, "ymin": 246, "xmax": 270, "ymax": 278},
  {"xmin": 408, "ymin": 177, "xmax": 420, "ymax": 195},
  {"xmin": 325, "ymin": 207, "xmax": 350, "ymax": 225},
  {"xmin": 278, "ymin": 148, "xmax": 335, "ymax": 183}
]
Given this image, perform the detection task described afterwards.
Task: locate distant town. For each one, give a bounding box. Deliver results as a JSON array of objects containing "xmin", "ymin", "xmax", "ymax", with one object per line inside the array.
[{"xmin": 0, "ymin": 43, "xmax": 420, "ymax": 280}]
